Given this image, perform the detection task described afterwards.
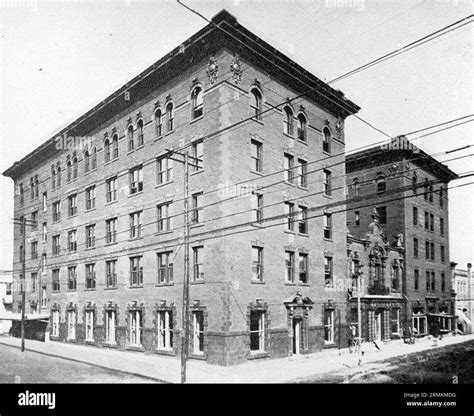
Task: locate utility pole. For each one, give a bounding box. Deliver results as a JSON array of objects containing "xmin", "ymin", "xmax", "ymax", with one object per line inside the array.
[
  {"xmin": 180, "ymin": 151, "xmax": 190, "ymax": 384},
  {"xmin": 21, "ymin": 216, "xmax": 26, "ymax": 352},
  {"xmin": 357, "ymin": 270, "xmax": 362, "ymax": 356}
]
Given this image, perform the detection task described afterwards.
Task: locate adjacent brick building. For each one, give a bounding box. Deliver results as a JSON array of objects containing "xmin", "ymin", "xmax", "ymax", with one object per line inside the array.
[
  {"xmin": 3, "ymin": 10, "xmax": 361, "ymax": 365},
  {"xmin": 346, "ymin": 136, "xmax": 457, "ymax": 337}
]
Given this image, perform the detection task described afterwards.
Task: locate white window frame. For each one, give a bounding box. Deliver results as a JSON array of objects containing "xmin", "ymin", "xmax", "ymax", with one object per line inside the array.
[
  {"xmin": 51, "ymin": 310, "xmax": 60, "ymax": 337},
  {"xmin": 250, "ymin": 310, "xmax": 265, "ymax": 353},
  {"xmin": 85, "ymin": 310, "xmax": 94, "ymax": 342},
  {"xmin": 129, "ymin": 310, "xmax": 142, "ymax": 347},
  {"xmin": 105, "ymin": 310, "xmax": 116, "ymax": 345},
  {"xmin": 192, "ymin": 311, "xmax": 204, "ymax": 354},
  {"xmin": 158, "ymin": 310, "xmax": 173, "ymax": 350},
  {"xmin": 324, "ymin": 309, "xmax": 335, "ymax": 344},
  {"xmin": 67, "ymin": 310, "xmax": 76, "ymax": 340}
]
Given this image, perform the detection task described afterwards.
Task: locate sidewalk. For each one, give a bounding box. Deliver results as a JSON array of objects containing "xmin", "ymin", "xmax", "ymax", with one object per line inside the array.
[{"xmin": 1, "ymin": 333, "xmax": 473, "ymax": 383}]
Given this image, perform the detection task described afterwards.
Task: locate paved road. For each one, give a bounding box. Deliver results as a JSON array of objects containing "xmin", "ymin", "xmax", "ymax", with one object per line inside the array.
[{"xmin": 0, "ymin": 344, "xmax": 161, "ymax": 383}]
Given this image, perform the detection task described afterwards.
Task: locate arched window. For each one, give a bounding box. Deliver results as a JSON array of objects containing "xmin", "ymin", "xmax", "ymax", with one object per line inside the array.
[
  {"xmin": 155, "ymin": 109, "xmax": 162, "ymax": 138},
  {"xmin": 352, "ymin": 178, "xmax": 360, "ymax": 197},
  {"xmin": 112, "ymin": 134, "xmax": 119, "ymax": 159},
  {"xmin": 57, "ymin": 165, "xmax": 61, "ymax": 187},
  {"xmin": 51, "ymin": 166, "xmax": 56, "ymax": 189},
  {"xmin": 297, "ymin": 114, "xmax": 307, "ymax": 142},
  {"xmin": 35, "ymin": 175, "xmax": 39, "ymax": 198},
  {"xmin": 84, "ymin": 150, "xmax": 90, "ymax": 173},
  {"xmin": 166, "ymin": 102, "xmax": 174, "ymax": 132},
  {"xmin": 191, "ymin": 86, "xmax": 203, "ymax": 119},
  {"xmin": 137, "ymin": 120, "xmax": 144, "ymax": 147},
  {"xmin": 283, "ymin": 106, "xmax": 293, "ymax": 136},
  {"xmin": 250, "ymin": 88, "xmax": 262, "ymax": 120},
  {"xmin": 104, "ymin": 139, "xmax": 111, "ymax": 163},
  {"xmin": 72, "ymin": 157, "xmax": 78, "ymax": 179},
  {"xmin": 376, "ymin": 173, "xmax": 386, "ymax": 194},
  {"xmin": 127, "ymin": 125, "xmax": 134, "ymax": 152},
  {"xmin": 323, "ymin": 127, "xmax": 331, "ymax": 153},
  {"xmin": 91, "ymin": 147, "xmax": 97, "ymax": 170},
  {"xmin": 30, "ymin": 178, "xmax": 34, "ymax": 200},
  {"xmin": 67, "ymin": 160, "xmax": 72, "ymax": 182}
]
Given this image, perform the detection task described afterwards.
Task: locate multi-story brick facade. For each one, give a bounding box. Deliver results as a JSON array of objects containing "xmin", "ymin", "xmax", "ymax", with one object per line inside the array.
[
  {"xmin": 3, "ymin": 10, "xmax": 361, "ymax": 365},
  {"xmin": 346, "ymin": 136, "xmax": 457, "ymax": 337},
  {"xmin": 451, "ymin": 262, "xmax": 473, "ymax": 334}
]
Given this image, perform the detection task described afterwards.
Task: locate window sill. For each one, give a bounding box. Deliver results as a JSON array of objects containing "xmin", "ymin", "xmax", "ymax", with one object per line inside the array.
[
  {"xmin": 190, "ymin": 223, "xmax": 204, "ymax": 229},
  {"xmin": 128, "ymin": 285, "xmax": 144, "ymax": 289},
  {"xmin": 156, "ymin": 181, "xmax": 173, "ymax": 189},
  {"xmin": 154, "ymin": 136, "xmax": 164, "ymax": 141},
  {"xmin": 297, "ymin": 185, "xmax": 308, "ymax": 191},
  {"xmin": 154, "ymin": 348, "xmax": 175, "ymax": 356},
  {"xmin": 103, "ymin": 342, "xmax": 119, "ymax": 349},
  {"xmin": 105, "ymin": 200, "xmax": 117, "ymax": 206},
  {"xmin": 251, "ymin": 222, "xmax": 265, "ymax": 228},
  {"xmin": 298, "ymin": 233, "xmax": 309, "ymax": 237},
  {"xmin": 322, "ymin": 150, "xmax": 332, "ymax": 157},
  {"xmin": 85, "ymin": 247, "xmax": 96, "ymax": 251},
  {"xmin": 104, "ymin": 287, "xmax": 118, "ymax": 291},
  {"xmin": 283, "ymin": 132, "xmax": 295, "ymax": 140},
  {"xmin": 284, "ymin": 230, "xmax": 296, "ymax": 235},
  {"xmin": 156, "ymin": 283, "xmax": 174, "ymax": 287},
  {"xmin": 126, "ymin": 346, "xmax": 145, "ymax": 352},
  {"xmin": 136, "ymin": 145, "xmax": 145, "ymax": 151},
  {"xmin": 68, "ymin": 214, "xmax": 78, "ymax": 219},
  {"xmin": 156, "ymin": 230, "xmax": 174, "ymax": 236},
  {"xmin": 189, "ymin": 352, "xmax": 206, "ymax": 360},
  {"xmin": 190, "ymin": 115, "xmax": 203, "ymax": 124},
  {"xmin": 323, "ymin": 194, "xmax": 333, "ymax": 199},
  {"xmin": 251, "ymin": 118, "xmax": 264, "ymax": 126},
  {"xmin": 250, "ymin": 170, "xmax": 264, "ymax": 176},
  {"xmin": 285, "ymin": 282, "xmax": 297, "ymax": 286},
  {"xmin": 85, "ymin": 207, "xmax": 97, "ymax": 213},
  {"xmin": 106, "ymin": 241, "xmax": 118, "ymax": 246},
  {"xmin": 67, "ymin": 289, "xmax": 77, "ymax": 293},
  {"xmin": 248, "ymin": 351, "xmax": 270, "ymax": 360},
  {"xmin": 128, "ymin": 191, "xmax": 144, "ymax": 198},
  {"xmin": 164, "ymin": 130, "xmax": 175, "ymax": 137},
  {"xmin": 323, "ymin": 238, "xmax": 333, "ymax": 242},
  {"xmin": 191, "ymin": 280, "xmax": 205, "ymax": 285},
  {"xmin": 190, "ymin": 169, "xmax": 203, "ymax": 176},
  {"xmin": 251, "ymin": 280, "xmax": 265, "ymax": 285},
  {"xmin": 128, "ymin": 237, "xmax": 144, "ymax": 242},
  {"xmin": 296, "ymin": 139, "xmax": 308, "ymax": 146},
  {"xmin": 84, "ymin": 288, "xmax": 96, "ymax": 292}
]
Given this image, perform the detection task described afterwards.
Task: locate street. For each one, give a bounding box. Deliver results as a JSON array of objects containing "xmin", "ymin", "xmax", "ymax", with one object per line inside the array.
[
  {"xmin": 295, "ymin": 340, "xmax": 474, "ymax": 384},
  {"xmin": 0, "ymin": 344, "xmax": 161, "ymax": 384}
]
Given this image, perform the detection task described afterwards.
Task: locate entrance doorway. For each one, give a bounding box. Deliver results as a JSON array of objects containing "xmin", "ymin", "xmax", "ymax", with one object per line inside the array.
[
  {"xmin": 292, "ymin": 318, "xmax": 302, "ymax": 355},
  {"xmin": 374, "ymin": 311, "xmax": 383, "ymax": 341}
]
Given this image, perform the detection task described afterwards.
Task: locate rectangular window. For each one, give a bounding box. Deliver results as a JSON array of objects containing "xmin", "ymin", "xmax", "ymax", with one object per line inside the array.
[
  {"xmin": 157, "ymin": 156, "xmax": 173, "ymax": 185},
  {"xmin": 191, "ymin": 140, "xmax": 203, "ymax": 172},
  {"xmin": 105, "ymin": 260, "xmax": 117, "ymax": 288},
  {"xmin": 85, "ymin": 186, "xmax": 96, "ymax": 210},
  {"xmin": 425, "ymin": 241, "xmax": 430, "ymax": 260},
  {"xmin": 250, "ymin": 310, "xmax": 265, "ymax": 353},
  {"xmin": 105, "ymin": 310, "xmax": 116, "ymax": 344},
  {"xmin": 323, "ymin": 169, "xmax": 332, "ymax": 196},
  {"xmin": 298, "ymin": 159, "xmax": 307, "ymax": 188},
  {"xmin": 157, "ymin": 252, "xmax": 173, "ymax": 284},
  {"xmin": 298, "ymin": 253, "xmax": 308, "ymax": 284},
  {"xmin": 324, "ymin": 256, "xmax": 333, "ymax": 287},
  {"xmin": 106, "ymin": 260, "xmax": 117, "ymax": 288},
  {"xmin": 297, "ymin": 206, "xmax": 308, "ymax": 235},
  {"xmin": 431, "ymin": 271, "xmax": 436, "ymax": 291},
  {"xmin": 251, "ymin": 247, "xmax": 263, "ymax": 282},
  {"xmin": 67, "ymin": 266, "xmax": 77, "ymax": 291},
  {"xmin": 440, "ymin": 218, "xmax": 444, "ymax": 235},
  {"xmin": 285, "ymin": 202, "xmax": 295, "ymax": 232},
  {"xmin": 85, "ymin": 310, "xmax": 94, "ymax": 342},
  {"xmin": 193, "ymin": 247, "xmax": 204, "ymax": 282},
  {"xmin": 51, "ymin": 310, "xmax": 60, "ymax": 337},
  {"xmin": 31, "ymin": 241, "xmax": 38, "ymax": 259},
  {"xmin": 53, "ymin": 201, "xmax": 61, "ymax": 222},
  {"xmin": 284, "ymin": 154, "xmax": 294, "ymax": 183},
  {"xmin": 441, "ymin": 272, "xmax": 446, "ymax": 292},
  {"xmin": 158, "ymin": 310, "xmax": 173, "ymax": 350},
  {"xmin": 41, "ymin": 253, "xmax": 47, "ymax": 273},
  {"xmin": 68, "ymin": 194, "xmax": 77, "ymax": 217},
  {"xmin": 68, "ymin": 230, "xmax": 77, "ymax": 252},
  {"xmin": 106, "ymin": 218, "xmax": 117, "ymax": 244},
  {"xmin": 377, "ymin": 206, "xmax": 387, "ymax": 225},
  {"xmin": 324, "ymin": 309, "xmax": 335, "ymax": 344},
  {"xmin": 426, "ymin": 271, "xmax": 431, "ymax": 291},
  {"xmin": 157, "ymin": 203, "xmax": 172, "ymax": 233},
  {"xmin": 324, "ymin": 213, "xmax": 332, "ymax": 239},
  {"xmin": 192, "ymin": 311, "xmax": 204, "ymax": 354},
  {"xmin": 42, "ymin": 192, "xmax": 47, "ymax": 213},
  {"xmin": 413, "ymin": 206, "xmax": 418, "ymax": 226},
  {"xmin": 52, "ymin": 235, "xmax": 60, "ymax": 255},
  {"xmin": 85, "ymin": 263, "xmax": 96, "ymax": 290},
  {"xmin": 41, "ymin": 285, "xmax": 47, "ymax": 308},
  {"xmin": 414, "ymin": 238, "xmax": 419, "ymax": 258},
  {"xmin": 106, "ymin": 177, "xmax": 117, "ymax": 203},
  {"xmin": 52, "ymin": 269, "xmax": 60, "ymax": 292},
  {"xmin": 67, "ymin": 310, "xmax": 76, "ymax": 340},
  {"xmin": 429, "ymin": 213, "xmax": 434, "ymax": 232},
  {"xmin": 130, "ymin": 256, "xmax": 143, "ymax": 287},
  {"xmin": 85, "ymin": 224, "xmax": 96, "ymax": 248},
  {"xmin": 42, "ymin": 222, "xmax": 47, "ymax": 243},
  {"xmin": 254, "ymin": 193, "xmax": 263, "ymax": 223},
  {"xmin": 355, "ymin": 211, "xmax": 360, "ymax": 226},
  {"xmin": 31, "ymin": 272, "xmax": 37, "ymax": 293},
  {"xmin": 31, "ymin": 211, "xmax": 38, "ymax": 230},
  {"xmin": 251, "ymin": 140, "xmax": 262, "ymax": 173},
  {"xmin": 430, "ymin": 242, "xmax": 435, "ymax": 261},
  {"xmin": 129, "ymin": 310, "xmax": 142, "ymax": 347},
  {"xmin": 129, "ymin": 211, "xmax": 142, "ymax": 239},
  {"xmin": 191, "ymin": 192, "xmax": 202, "ymax": 224},
  {"xmin": 391, "ymin": 309, "xmax": 400, "ymax": 335},
  {"xmin": 285, "ymin": 251, "xmax": 295, "ymax": 283},
  {"xmin": 129, "ymin": 166, "xmax": 144, "ymax": 194},
  {"xmin": 414, "ymin": 269, "xmax": 419, "ymax": 291},
  {"xmin": 441, "ymin": 245, "xmax": 445, "ymax": 263}
]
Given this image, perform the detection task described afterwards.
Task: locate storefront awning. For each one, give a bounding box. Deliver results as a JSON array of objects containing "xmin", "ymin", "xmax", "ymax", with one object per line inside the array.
[{"xmin": 0, "ymin": 313, "xmax": 50, "ymax": 321}]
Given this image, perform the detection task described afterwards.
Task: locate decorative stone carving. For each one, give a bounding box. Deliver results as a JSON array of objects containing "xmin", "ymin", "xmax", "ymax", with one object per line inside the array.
[
  {"xmin": 230, "ymin": 54, "xmax": 242, "ymax": 84},
  {"xmin": 206, "ymin": 56, "xmax": 218, "ymax": 84}
]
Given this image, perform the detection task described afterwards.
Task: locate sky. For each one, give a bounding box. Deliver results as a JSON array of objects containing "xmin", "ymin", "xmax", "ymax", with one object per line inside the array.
[{"xmin": 0, "ymin": 0, "xmax": 472, "ymax": 271}]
